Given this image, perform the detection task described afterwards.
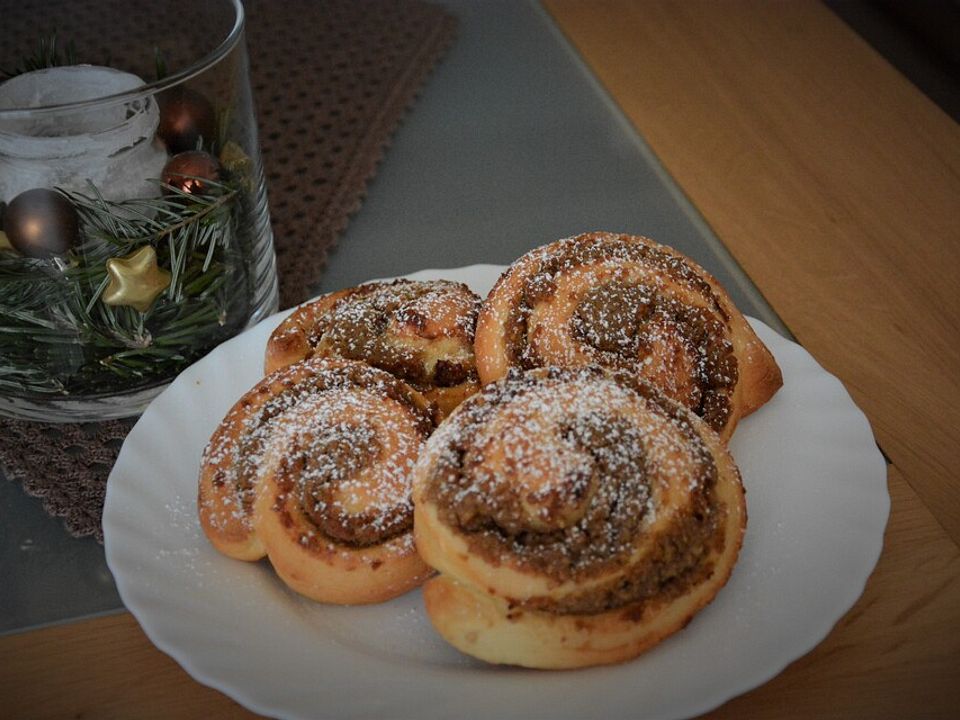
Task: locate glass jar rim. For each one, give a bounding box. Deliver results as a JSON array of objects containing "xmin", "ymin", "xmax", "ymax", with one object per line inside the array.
[{"xmin": 0, "ymin": 0, "xmax": 244, "ymax": 118}]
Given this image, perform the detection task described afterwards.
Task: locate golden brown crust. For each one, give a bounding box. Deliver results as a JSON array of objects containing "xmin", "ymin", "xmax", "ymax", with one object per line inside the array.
[
  {"xmin": 265, "ymin": 279, "xmax": 482, "ymax": 422},
  {"xmin": 197, "ymin": 359, "xmax": 343, "ymax": 561},
  {"xmin": 199, "ymin": 358, "xmax": 435, "ymax": 603},
  {"xmin": 474, "ymin": 232, "xmax": 782, "ymax": 442},
  {"xmin": 412, "ymin": 365, "xmax": 746, "ymax": 669},
  {"xmin": 252, "ymin": 361, "xmax": 436, "ymax": 604},
  {"xmin": 263, "ymin": 288, "xmax": 354, "ymax": 372}
]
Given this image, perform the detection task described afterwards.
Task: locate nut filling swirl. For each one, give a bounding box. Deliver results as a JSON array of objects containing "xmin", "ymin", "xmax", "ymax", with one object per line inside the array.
[
  {"xmin": 199, "ymin": 358, "xmax": 437, "ymax": 604},
  {"xmin": 198, "ymin": 358, "xmax": 434, "ymax": 567},
  {"xmin": 268, "ymin": 279, "xmax": 481, "ymax": 390},
  {"xmin": 316, "ymin": 281, "xmax": 477, "ymax": 388},
  {"xmin": 419, "ymin": 366, "xmax": 731, "ymax": 616},
  {"xmin": 204, "ymin": 361, "xmax": 431, "ymax": 520},
  {"xmin": 271, "ymin": 395, "xmax": 420, "ymax": 550},
  {"xmin": 495, "ymin": 235, "xmax": 739, "ymax": 434},
  {"xmin": 259, "ymin": 362, "xmax": 434, "ymax": 550}
]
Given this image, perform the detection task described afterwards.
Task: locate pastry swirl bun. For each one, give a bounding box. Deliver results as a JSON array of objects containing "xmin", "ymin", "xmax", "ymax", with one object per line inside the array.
[
  {"xmin": 265, "ymin": 279, "xmax": 481, "ymax": 421},
  {"xmin": 412, "ymin": 365, "xmax": 746, "ymax": 669},
  {"xmin": 475, "ymin": 232, "xmax": 782, "ymax": 441},
  {"xmin": 199, "ymin": 358, "xmax": 434, "ymax": 603},
  {"xmin": 198, "ymin": 358, "xmax": 346, "ymax": 561}
]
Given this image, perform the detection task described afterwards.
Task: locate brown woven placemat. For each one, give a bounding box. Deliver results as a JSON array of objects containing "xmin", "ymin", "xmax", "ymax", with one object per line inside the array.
[{"xmin": 0, "ymin": 0, "xmax": 457, "ymax": 543}]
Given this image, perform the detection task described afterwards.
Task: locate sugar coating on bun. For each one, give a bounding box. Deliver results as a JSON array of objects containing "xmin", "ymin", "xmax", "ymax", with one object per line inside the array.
[
  {"xmin": 474, "ymin": 232, "xmax": 782, "ymax": 441},
  {"xmin": 413, "ymin": 365, "xmax": 746, "ymax": 668},
  {"xmin": 266, "ymin": 279, "xmax": 482, "ymax": 422},
  {"xmin": 200, "ymin": 358, "xmax": 434, "ymax": 603}
]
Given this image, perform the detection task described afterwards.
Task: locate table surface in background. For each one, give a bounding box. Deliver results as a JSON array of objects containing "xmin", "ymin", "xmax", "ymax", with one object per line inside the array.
[{"xmin": 3, "ymin": 1, "xmax": 959, "ymax": 718}]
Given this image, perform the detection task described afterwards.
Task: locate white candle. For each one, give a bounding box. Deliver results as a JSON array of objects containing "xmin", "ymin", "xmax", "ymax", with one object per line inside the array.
[{"xmin": 0, "ymin": 65, "xmax": 168, "ymax": 204}]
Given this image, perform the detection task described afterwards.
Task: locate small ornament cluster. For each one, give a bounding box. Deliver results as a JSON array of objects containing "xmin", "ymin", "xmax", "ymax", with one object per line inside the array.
[
  {"xmin": 1, "ymin": 86, "xmax": 232, "ymax": 314},
  {"xmin": 0, "ymin": 42, "xmax": 264, "ymax": 401}
]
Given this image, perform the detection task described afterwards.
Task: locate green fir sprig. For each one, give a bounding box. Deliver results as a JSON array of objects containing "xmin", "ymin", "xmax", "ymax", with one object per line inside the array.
[
  {"xmin": 0, "ymin": 181, "xmax": 249, "ymax": 397},
  {"xmin": 0, "ymin": 33, "xmax": 79, "ymax": 80}
]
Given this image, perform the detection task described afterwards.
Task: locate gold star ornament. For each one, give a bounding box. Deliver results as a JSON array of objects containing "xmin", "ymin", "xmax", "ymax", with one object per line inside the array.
[{"xmin": 103, "ymin": 246, "xmax": 172, "ymax": 313}]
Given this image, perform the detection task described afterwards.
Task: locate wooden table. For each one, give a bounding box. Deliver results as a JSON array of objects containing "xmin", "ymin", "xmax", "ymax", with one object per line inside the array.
[{"xmin": 3, "ymin": 2, "xmax": 958, "ymax": 717}]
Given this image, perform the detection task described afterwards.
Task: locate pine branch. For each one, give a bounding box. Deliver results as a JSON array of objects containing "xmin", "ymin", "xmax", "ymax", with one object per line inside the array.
[
  {"xmin": 0, "ymin": 33, "xmax": 78, "ymax": 79},
  {"xmin": 0, "ymin": 182, "xmax": 249, "ymax": 397}
]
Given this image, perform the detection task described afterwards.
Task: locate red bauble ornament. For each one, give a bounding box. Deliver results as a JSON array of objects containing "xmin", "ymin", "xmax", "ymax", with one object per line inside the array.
[
  {"xmin": 2, "ymin": 188, "xmax": 79, "ymax": 258},
  {"xmin": 157, "ymin": 87, "xmax": 217, "ymax": 155},
  {"xmin": 161, "ymin": 151, "xmax": 221, "ymax": 195}
]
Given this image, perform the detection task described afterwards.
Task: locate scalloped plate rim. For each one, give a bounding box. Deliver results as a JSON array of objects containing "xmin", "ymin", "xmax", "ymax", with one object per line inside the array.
[{"xmin": 104, "ymin": 264, "xmax": 889, "ymax": 720}]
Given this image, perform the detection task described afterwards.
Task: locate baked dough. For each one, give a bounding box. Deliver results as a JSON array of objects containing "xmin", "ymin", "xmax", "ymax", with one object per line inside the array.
[
  {"xmin": 474, "ymin": 232, "xmax": 782, "ymax": 441},
  {"xmin": 412, "ymin": 365, "xmax": 746, "ymax": 668},
  {"xmin": 254, "ymin": 359, "xmax": 435, "ymax": 603},
  {"xmin": 197, "ymin": 358, "xmax": 345, "ymax": 561},
  {"xmin": 265, "ymin": 279, "xmax": 481, "ymax": 421},
  {"xmin": 199, "ymin": 358, "xmax": 434, "ymax": 603}
]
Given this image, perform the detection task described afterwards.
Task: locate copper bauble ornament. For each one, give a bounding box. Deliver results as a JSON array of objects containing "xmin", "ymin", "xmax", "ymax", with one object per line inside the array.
[
  {"xmin": 157, "ymin": 87, "xmax": 217, "ymax": 155},
  {"xmin": 103, "ymin": 245, "xmax": 171, "ymax": 313},
  {"xmin": 2, "ymin": 188, "xmax": 79, "ymax": 258},
  {"xmin": 162, "ymin": 151, "xmax": 221, "ymax": 195}
]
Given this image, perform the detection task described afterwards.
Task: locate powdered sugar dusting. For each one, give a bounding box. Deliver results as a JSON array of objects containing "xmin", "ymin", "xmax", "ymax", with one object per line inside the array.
[
  {"xmin": 301, "ymin": 279, "xmax": 480, "ymax": 390},
  {"xmin": 423, "ymin": 366, "xmax": 718, "ymax": 588},
  {"xmin": 266, "ymin": 387, "xmax": 424, "ymax": 548},
  {"xmin": 491, "ymin": 232, "xmax": 739, "ymax": 434},
  {"xmin": 200, "ymin": 360, "xmax": 432, "ymax": 550}
]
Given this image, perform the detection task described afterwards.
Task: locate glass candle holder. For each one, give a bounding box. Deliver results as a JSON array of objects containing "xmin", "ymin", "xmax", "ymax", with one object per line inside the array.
[{"xmin": 0, "ymin": 0, "xmax": 278, "ymax": 421}]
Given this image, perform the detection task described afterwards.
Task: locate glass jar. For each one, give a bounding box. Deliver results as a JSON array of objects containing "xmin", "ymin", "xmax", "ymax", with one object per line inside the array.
[{"xmin": 0, "ymin": 0, "xmax": 278, "ymax": 421}]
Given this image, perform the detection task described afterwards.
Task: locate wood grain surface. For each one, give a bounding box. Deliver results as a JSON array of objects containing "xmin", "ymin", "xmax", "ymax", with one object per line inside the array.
[
  {"xmin": 543, "ymin": 0, "xmax": 960, "ymax": 544},
  {"xmin": 3, "ymin": 1, "xmax": 959, "ymax": 717},
  {"xmin": 3, "ymin": 468, "xmax": 958, "ymax": 719}
]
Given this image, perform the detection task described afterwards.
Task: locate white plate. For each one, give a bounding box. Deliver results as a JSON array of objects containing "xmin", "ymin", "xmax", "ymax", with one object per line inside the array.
[{"xmin": 104, "ymin": 264, "xmax": 889, "ymax": 720}]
